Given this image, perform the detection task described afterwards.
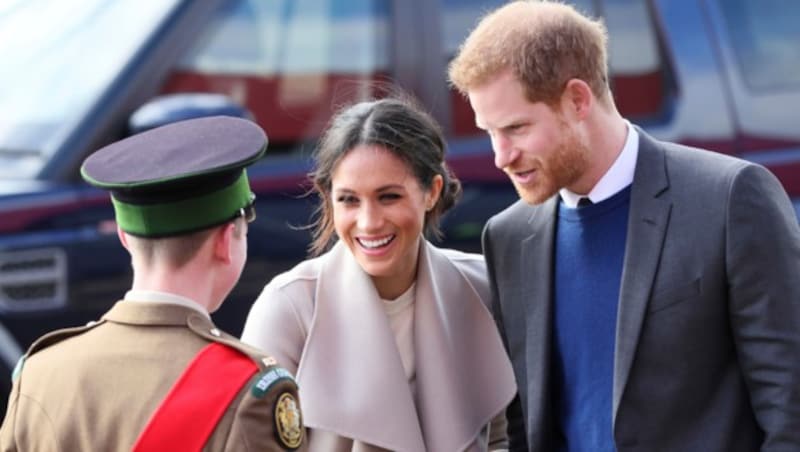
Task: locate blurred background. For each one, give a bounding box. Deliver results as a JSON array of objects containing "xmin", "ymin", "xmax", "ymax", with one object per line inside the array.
[{"xmin": 1, "ymin": 0, "xmax": 799, "ymax": 410}]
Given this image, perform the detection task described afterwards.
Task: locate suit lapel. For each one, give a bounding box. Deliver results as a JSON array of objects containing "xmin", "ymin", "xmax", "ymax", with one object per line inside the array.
[
  {"xmin": 522, "ymin": 196, "xmax": 558, "ymax": 442},
  {"xmin": 296, "ymin": 243, "xmax": 425, "ymax": 452},
  {"xmin": 613, "ymin": 130, "xmax": 672, "ymax": 422},
  {"xmin": 414, "ymin": 241, "xmax": 516, "ymax": 452}
]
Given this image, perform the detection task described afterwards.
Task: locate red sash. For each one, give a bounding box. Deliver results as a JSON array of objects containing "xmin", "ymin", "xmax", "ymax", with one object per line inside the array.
[{"xmin": 133, "ymin": 343, "xmax": 258, "ymax": 451}]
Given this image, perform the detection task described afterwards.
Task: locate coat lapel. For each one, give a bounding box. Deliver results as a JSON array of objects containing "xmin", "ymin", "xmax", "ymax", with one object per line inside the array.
[
  {"xmin": 296, "ymin": 243, "xmax": 426, "ymax": 452},
  {"xmin": 414, "ymin": 241, "xmax": 517, "ymax": 452},
  {"xmin": 521, "ymin": 197, "xmax": 558, "ymax": 444},
  {"xmin": 613, "ymin": 130, "xmax": 672, "ymax": 422}
]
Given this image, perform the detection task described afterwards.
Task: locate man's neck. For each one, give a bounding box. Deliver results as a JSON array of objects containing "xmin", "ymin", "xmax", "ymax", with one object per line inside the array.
[
  {"xmin": 572, "ymin": 114, "xmax": 628, "ymax": 195},
  {"xmin": 130, "ymin": 266, "xmax": 217, "ymax": 313}
]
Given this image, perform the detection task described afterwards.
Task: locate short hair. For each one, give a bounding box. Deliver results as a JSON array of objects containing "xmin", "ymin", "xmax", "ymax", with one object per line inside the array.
[
  {"xmin": 308, "ymin": 97, "xmax": 462, "ymax": 256},
  {"xmin": 448, "ymin": 0, "xmax": 610, "ymax": 106},
  {"xmin": 127, "ymin": 218, "xmax": 245, "ymax": 269}
]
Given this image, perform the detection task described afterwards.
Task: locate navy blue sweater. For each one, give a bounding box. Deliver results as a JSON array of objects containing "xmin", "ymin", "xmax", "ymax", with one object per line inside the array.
[{"xmin": 552, "ymin": 187, "xmax": 631, "ymax": 452}]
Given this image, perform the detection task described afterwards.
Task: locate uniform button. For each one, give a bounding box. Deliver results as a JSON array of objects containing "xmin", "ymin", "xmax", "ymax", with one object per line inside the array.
[
  {"xmin": 262, "ymin": 356, "xmax": 277, "ymax": 367},
  {"xmin": 210, "ymin": 328, "xmax": 221, "ymax": 337},
  {"xmin": 85, "ymin": 321, "xmax": 97, "ymax": 327}
]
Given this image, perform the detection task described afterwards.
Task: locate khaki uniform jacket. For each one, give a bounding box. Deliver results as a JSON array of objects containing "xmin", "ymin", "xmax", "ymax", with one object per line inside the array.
[
  {"xmin": 0, "ymin": 301, "xmax": 306, "ymax": 452},
  {"xmin": 242, "ymin": 240, "xmax": 517, "ymax": 452}
]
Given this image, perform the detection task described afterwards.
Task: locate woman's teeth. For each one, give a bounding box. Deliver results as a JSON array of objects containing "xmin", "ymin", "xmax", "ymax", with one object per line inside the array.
[{"xmin": 359, "ymin": 235, "xmax": 394, "ymax": 249}]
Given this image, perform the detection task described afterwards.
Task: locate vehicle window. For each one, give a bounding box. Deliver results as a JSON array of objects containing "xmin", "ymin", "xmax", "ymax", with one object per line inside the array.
[
  {"xmin": 444, "ymin": 0, "xmax": 675, "ymax": 137},
  {"xmin": 569, "ymin": 0, "xmax": 596, "ymax": 16},
  {"xmin": 440, "ymin": 0, "xmax": 507, "ymax": 137},
  {"xmin": 162, "ymin": 0, "xmax": 391, "ymax": 153},
  {"xmin": 0, "ymin": 0, "xmax": 180, "ymax": 179},
  {"xmin": 441, "ymin": 0, "xmax": 508, "ymax": 58},
  {"xmin": 603, "ymin": 0, "xmax": 674, "ymax": 124},
  {"xmin": 717, "ymin": 0, "xmax": 800, "ymax": 91}
]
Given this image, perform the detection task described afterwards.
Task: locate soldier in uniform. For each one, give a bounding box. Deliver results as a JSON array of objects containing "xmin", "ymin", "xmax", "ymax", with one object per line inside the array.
[{"xmin": 0, "ymin": 116, "xmax": 306, "ymax": 451}]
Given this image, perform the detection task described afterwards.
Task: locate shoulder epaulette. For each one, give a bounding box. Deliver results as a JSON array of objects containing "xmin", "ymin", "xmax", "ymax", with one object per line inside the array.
[
  {"xmin": 12, "ymin": 320, "xmax": 105, "ymax": 382},
  {"xmin": 26, "ymin": 320, "xmax": 105, "ymax": 357},
  {"xmin": 186, "ymin": 315, "xmax": 283, "ymax": 371}
]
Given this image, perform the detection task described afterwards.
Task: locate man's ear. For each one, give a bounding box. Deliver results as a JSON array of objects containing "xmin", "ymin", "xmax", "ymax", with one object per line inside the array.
[
  {"xmin": 213, "ymin": 223, "xmax": 235, "ymax": 264},
  {"xmin": 561, "ymin": 78, "xmax": 594, "ymax": 121},
  {"xmin": 117, "ymin": 226, "xmax": 130, "ymax": 250}
]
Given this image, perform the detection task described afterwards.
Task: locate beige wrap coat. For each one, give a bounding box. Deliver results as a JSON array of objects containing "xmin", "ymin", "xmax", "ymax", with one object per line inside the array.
[{"xmin": 242, "ymin": 241, "xmax": 516, "ymax": 452}]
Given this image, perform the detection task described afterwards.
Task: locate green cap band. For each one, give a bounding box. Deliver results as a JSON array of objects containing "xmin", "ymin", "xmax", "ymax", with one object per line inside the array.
[{"xmin": 112, "ymin": 172, "xmax": 253, "ymax": 237}]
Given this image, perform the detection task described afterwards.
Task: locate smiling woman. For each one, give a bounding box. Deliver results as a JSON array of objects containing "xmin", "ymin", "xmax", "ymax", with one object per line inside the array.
[
  {"xmin": 241, "ymin": 97, "xmax": 517, "ymax": 452},
  {"xmin": 330, "ymin": 144, "xmax": 441, "ymax": 300}
]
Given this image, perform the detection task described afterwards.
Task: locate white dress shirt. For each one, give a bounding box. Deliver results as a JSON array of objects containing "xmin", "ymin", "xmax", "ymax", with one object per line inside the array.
[{"xmin": 560, "ymin": 121, "xmax": 639, "ymax": 208}]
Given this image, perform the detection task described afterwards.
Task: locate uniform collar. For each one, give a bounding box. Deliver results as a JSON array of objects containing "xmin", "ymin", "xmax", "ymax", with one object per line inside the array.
[
  {"xmin": 103, "ymin": 300, "xmax": 212, "ymax": 328},
  {"xmin": 124, "ymin": 289, "xmax": 210, "ymax": 320}
]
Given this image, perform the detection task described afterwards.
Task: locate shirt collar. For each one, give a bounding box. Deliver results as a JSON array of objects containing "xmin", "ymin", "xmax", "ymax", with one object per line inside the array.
[
  {"xmin": 124, "ymin": 289, "xmax": 210, "ymax": 320},
  {"xmin": 560, "ymin": 120, "xmax": 639, "ymax": 208}
]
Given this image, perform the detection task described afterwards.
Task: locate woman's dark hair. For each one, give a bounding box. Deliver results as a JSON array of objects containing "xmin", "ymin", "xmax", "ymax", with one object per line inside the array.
[{"xmin": 307, "ymin": 96, "xmax": 462, "ymax": 256}]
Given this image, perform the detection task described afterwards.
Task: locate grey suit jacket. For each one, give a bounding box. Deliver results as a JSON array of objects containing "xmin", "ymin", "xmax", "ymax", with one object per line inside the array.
[{"xmin": 482, "ymin": 129, "xmax": 800, "ymax": 451}]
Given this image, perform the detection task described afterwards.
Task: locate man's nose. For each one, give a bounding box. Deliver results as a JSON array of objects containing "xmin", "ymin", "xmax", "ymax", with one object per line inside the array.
[{"xmin": 492, "ymin": 134, "xmax": 516, "ymax": 169}]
